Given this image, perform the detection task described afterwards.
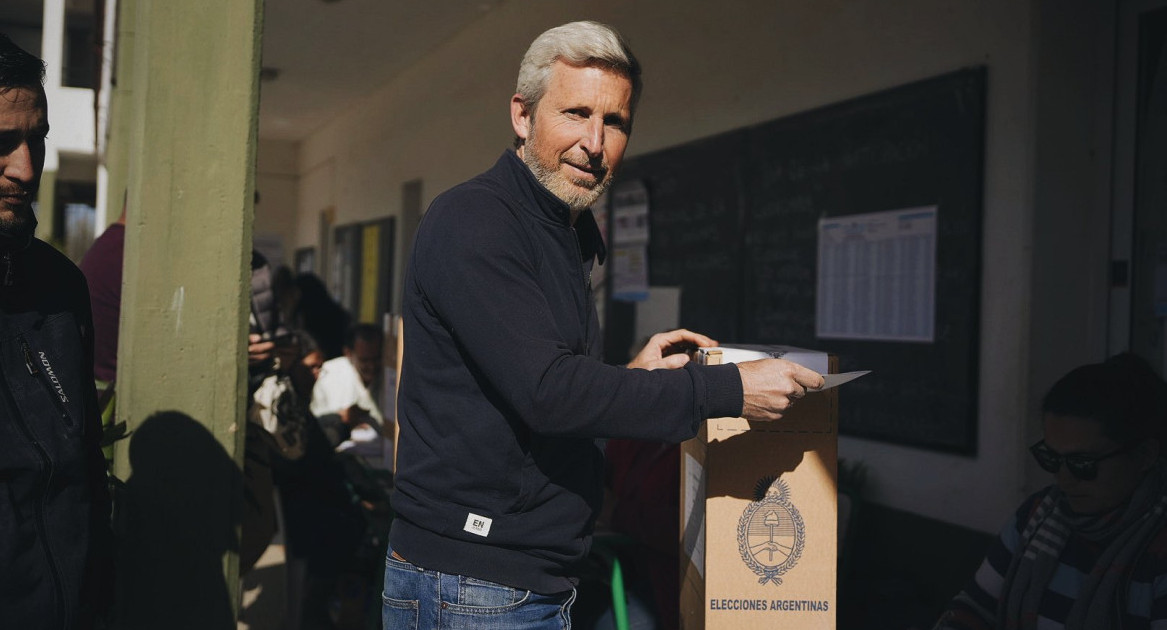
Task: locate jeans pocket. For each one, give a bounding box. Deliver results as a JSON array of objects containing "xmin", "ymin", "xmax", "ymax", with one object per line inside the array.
[
  {"xmin": 454, "ymin": 576, "xmax": 528, "ymax": 610},
  {"xmin": 443, "ymin": 583, "xmax": 574, "ymax": 630},
  {"xmin": 382, "ymin": 549, "xmax": 423, "ymax": 629},
  {"xmin": 382, "ymin": 595, "xmax": 418, "ymax": 630},
  {"xmin": 385, "ymin": 553, "xmax": 417, "ymax": 571}
]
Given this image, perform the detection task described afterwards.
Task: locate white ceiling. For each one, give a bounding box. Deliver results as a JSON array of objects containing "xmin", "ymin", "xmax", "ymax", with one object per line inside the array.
[
  {"xmin": 259, "ymin": 0, "xmax": 503, "ymax": 142},
  {"xmin": 0, "ymin": 0, "xmax": 501, "ymax": 142}
]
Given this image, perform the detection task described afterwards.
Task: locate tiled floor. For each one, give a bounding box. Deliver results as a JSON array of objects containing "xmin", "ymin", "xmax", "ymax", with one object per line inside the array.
[{"xmin": 238, "ymin": 542, "xmax": 289, "ymax": 630}]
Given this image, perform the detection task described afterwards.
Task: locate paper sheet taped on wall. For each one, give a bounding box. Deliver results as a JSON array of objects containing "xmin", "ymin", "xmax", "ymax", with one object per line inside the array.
[
  {"xmin": 683, "ymin": 451, "xmax": 706, "ymax": 578},
  {"xmin": 817, "ymin": 206, "xmax": 937, "ymax": 342}
]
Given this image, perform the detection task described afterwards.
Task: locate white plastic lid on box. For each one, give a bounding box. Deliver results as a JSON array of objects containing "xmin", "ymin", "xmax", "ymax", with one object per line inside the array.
[{"xmin": 698, "ymin": 344, "xmax": 829, "ymax": 375}]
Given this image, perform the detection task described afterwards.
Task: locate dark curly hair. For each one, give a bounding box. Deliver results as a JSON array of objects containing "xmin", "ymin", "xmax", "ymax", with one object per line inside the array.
[{"xmin": 0, "ymin": 32, "xmax": 46, "ymax": 92}]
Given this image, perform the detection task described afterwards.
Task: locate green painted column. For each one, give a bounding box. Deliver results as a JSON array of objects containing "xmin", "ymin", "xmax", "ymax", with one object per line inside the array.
[
  {"xmin": 34, "ymin": 169, "xmax": 56, "ymax": 246},
  {"xmin": 102, "ymin": 0, "xmax": 135, "ymax": 225},
  {"xmin": 112, "ymin": 0, "xmax": 263, "ymax": 624}
]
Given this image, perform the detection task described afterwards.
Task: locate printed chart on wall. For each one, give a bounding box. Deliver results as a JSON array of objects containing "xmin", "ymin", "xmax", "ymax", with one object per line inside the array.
[{"xmin": 817, "ymin": 207, "xmax": 937, "ymax": 342}]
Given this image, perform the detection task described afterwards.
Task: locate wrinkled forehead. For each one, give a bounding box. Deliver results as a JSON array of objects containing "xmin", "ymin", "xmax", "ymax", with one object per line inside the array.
[
  {"xmin": 0, "ymin": 85, "xmax": 48, "ymax": 118},
  {"xmin": 0, "ymin": 83, "xmax": 46, "ymax": 101}
]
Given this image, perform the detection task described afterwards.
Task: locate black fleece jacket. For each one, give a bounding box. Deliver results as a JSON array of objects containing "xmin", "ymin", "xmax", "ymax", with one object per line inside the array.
[
  {"xmin": 0, "ymin": 238, "xmax": 113, "ymax": 629},
  {"xmin": 389, "ymin": 150, "xmax": 743, "ymax": 594}
]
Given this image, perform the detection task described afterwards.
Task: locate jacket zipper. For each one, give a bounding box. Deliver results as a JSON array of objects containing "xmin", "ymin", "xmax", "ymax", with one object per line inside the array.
[
  {"xmin": 2, "ymin": 251, "xmax": 14, "ymax": 287},
  {"xmin": 20, "ymin": 336, "xmax": 75, "ymax": 428},
  {"xmin": 569, "ymin": 226, "xmax": 593, "ymax": 354},
  {"xmin": 0, "ymin": 342, "xmax": 68, "ymax": 621}
]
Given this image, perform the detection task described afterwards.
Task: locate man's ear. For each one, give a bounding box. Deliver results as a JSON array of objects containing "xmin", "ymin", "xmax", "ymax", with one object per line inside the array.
[{"xmin": 510, "ymin": 94, "xmax": 531, "ymax": 144}]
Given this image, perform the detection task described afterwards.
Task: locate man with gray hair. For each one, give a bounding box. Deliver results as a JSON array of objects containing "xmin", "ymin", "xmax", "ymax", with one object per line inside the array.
[{"xmin": 386, "ymin": 21, "xmax": 822, "ymax": 628}]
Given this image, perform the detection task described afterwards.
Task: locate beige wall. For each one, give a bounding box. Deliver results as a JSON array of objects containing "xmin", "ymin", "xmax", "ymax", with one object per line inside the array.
[
  {"xmin": 285, "ymin": 0, "xmax": 1118, "ymax": 534},
  {"xmin": 254, "ymin": 138, "xmax": 300, "ymax": 268}
]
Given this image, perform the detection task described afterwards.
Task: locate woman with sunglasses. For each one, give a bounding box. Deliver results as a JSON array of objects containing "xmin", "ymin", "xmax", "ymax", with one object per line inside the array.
[{"xmin": 937, "ymin": 353, "xmax": 1167, "ymax": 629}]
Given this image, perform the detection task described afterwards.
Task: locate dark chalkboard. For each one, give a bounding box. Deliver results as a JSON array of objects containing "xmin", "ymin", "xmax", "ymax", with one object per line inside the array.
[
  {"xmin": 606, "ymin": 68, "xmax": 985, "ymax": 453},
  {"xmin": 614, "ymin": 132, "xmax": 747, "ymax": 344}
]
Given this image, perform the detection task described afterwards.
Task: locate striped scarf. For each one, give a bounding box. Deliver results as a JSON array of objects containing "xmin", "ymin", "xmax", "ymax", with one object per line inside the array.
[{"xmin": 999, "ymin": 462, "xmax": 1167, "ymax": 630}]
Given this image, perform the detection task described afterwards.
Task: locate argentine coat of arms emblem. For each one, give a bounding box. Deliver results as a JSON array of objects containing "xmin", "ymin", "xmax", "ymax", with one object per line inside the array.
[{"xmin": 737, "ymin": 475, "xmax": 805, "ymax": 586}]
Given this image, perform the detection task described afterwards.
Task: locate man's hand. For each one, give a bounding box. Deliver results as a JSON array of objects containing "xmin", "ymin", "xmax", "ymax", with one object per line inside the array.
[
  {"xmin": 339, "ymin": 404, "xmax": 376, "ymax": 431},
  {"xmin": 627, "ymin": 329, "xmax": 718, "ymax": 371},
  {"xmin": 737, "ymin": 359, "xmax": 825, "ymax": 421},
  {"xmin": 247, "ymin": 333, "xmax": 274, "ymax": 366}
]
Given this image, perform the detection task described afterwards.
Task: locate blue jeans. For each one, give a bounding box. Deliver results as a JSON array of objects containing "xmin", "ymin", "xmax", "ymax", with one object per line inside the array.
[{"xmin": 382, "ymin": 548, "xmax": 576, "ymax": 629}]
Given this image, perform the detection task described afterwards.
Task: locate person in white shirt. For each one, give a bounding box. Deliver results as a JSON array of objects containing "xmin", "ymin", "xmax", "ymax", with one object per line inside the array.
[{"xmin": 310, "ymin": 323, "xmax": 384, "ymax": 446}]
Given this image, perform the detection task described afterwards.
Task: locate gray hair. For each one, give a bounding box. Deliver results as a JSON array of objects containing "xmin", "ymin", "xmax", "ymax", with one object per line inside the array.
[{"xmin": 516, "ymin": 21, "xmax": 642, "ymax": 120}]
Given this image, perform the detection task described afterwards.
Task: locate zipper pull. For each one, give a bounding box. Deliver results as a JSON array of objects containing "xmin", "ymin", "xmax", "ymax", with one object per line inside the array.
[
  {"xmin": 21, "ymin": 339, "xmax": 37, "ymax": 375},
  {"xmin": 2, "ymin": 252, "xmax": 12, "ymax": 287}
]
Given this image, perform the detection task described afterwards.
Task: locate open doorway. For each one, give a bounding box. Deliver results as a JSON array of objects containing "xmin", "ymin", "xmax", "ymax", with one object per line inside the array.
[{"xmin": 1113, "ymin": 0, "xmax": 1167, "ymax": 374}]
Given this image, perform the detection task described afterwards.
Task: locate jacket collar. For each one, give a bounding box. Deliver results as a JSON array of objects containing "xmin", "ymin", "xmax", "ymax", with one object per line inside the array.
[
  {"xmin": 492, "ymin": 150, "xmax": 607, "ymax": 265},
  {"xmin": 0, "ymin": 233, "xmax": 35, "ymax": 288}
]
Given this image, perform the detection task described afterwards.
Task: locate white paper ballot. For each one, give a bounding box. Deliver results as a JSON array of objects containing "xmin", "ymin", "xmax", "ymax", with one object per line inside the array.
[
  {"xmin": 812, "ymin": 370, "xmax": 871, "ymax": 391},
  {"xmin": 696, "ymin": 346, "xmax": 869, "ymax": 392}
]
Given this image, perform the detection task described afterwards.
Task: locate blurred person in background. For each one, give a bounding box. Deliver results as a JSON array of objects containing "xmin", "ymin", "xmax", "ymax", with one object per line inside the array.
[
  {"xmin": 79, "ymin": 193, "xmax": 125, "ymax": 393},
  {"xmin": 311, "ymin": 323, "xmax": 384, "ymax": 448},
  {"xmin": 273, "ymin": 331, "xmax": 367, "ymax": 629},
  {"xmin": 291, "ymin": 273, "xmax": 351, "ymax": 361}
]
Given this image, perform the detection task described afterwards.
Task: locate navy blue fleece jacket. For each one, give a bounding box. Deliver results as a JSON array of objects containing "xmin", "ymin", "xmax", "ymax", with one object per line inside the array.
[{"xmin": 389, "ymin": 150, "xmax": 743, "ymax": 594}]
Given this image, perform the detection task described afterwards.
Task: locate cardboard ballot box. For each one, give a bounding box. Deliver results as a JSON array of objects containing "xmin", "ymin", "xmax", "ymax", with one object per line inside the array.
[{"xmin": 680, "ymin": 346, "xmax": 838, "ymax": 630}]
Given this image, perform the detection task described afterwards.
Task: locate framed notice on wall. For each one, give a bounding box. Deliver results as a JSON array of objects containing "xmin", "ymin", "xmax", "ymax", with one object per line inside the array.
[
  {"xmin": 294, "ymin": 247, "xmax": 316, "ymax": 275},
  {"xmin": 330, "ymin": 217, "xmax": 396, "ymax": 324}
]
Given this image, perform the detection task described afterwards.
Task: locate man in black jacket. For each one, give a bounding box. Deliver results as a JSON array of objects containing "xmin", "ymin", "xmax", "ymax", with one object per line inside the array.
[
  {"xmin": 384, "ymin": 21, "xmax": 824, "ymax": 629},
  {"xmin": 0, "ymin": 33, "xmax": 113, "ymax": 629}
]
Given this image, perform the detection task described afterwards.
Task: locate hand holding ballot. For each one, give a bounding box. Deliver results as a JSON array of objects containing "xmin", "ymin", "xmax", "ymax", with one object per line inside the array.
[
  {"xmin": 628, "ymin": 331, "xmax": 834, "ymax": 421},
  {"xmin": 737, "ymin": 358, "xmax": 825, "ymax": 421}
]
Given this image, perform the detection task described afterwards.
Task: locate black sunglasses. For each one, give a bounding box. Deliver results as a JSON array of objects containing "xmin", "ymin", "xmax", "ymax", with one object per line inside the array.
[{"xmin": 1029, "ymin": 440, "xmax": 1134, "ymax": 481}]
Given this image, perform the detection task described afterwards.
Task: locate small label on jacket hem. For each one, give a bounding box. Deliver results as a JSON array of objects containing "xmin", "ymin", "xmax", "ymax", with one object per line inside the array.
[{"xmin": 464, "ymin": 513, "xmax": 492, "ymax": 537}]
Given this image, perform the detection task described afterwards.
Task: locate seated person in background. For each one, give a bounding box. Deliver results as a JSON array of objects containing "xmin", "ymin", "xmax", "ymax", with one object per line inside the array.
[
  {"xmin": 310, "ymin": 323, "xmax": 384, "ymax": 448},
  {"xmin": 935, "ymin": 353, "xmax": 1167, "ymax": 629}
]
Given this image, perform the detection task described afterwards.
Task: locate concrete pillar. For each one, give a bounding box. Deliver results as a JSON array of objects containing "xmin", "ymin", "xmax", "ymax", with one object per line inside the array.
[
  {"xmin": 112, "ymin": 0, "xmax": 263, "ymax": 624},
  {"xmin": 103, "ymin": 0, "xmax": 134, "ymax": 226},
  {"xmin": 40, "ymin": 0, "xmax": 64, "ymax": 89},
  {"xmin": 95, "ymin": 0, "xmax": 122, "ymax": 228},
  {"xmin": 35, "ymin": 170, "xmax": 57, "ymax": 246},
  {"xmin": 35, "ymin": 0, "xmax": 65, "ymax": 244}
]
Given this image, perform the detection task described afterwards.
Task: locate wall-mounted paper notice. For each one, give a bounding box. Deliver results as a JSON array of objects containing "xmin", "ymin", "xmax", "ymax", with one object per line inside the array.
[
  {"xmin": 612, "ymin": 245, "xmax": 649, "ymax": 302},
  {"xmin": 611, "ymin": 180, "xmax": 650, "ymax": 246},
  {"xmin": 817, "ymin": 206, "xmax": 937, "ymax": 342}
]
